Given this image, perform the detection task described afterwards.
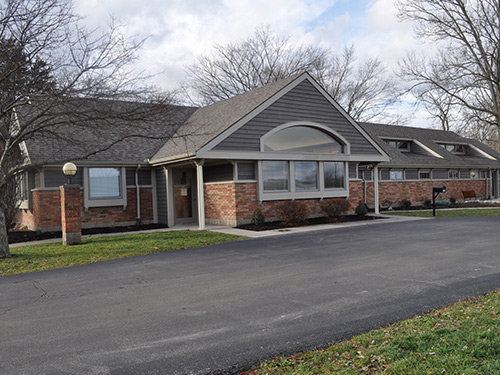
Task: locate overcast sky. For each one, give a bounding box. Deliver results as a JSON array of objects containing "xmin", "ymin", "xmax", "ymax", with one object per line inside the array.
[{"xmin": 73, "ymin": 0, "xmax": 428, "ymax": 126}]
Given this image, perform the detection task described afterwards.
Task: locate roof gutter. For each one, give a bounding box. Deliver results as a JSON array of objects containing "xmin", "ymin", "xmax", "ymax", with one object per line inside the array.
[{"xmin": 148, "ymin": 153, "xmax": 196, "ymax": 166}]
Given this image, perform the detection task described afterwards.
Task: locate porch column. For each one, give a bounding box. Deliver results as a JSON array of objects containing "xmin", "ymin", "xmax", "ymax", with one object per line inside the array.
[
  {"xmin": 165, "ymin": 167, "xmax": 175, "ymax": 227},
  {"xmin": 195, "ymin": 160, "xmax": 205, "ymax": 230},
  {"xmin": 373, "ymin": 164, "xmax": 380, "ymax": 214}
]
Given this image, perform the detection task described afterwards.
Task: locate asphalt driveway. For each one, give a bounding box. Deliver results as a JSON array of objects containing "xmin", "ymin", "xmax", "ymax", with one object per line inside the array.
[{"xmin": 2, "ymin": 217, "xmax": 500, "ymax": 374}]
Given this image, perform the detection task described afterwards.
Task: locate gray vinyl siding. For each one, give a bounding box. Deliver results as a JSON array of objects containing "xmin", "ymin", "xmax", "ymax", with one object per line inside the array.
[
  {"xmin": 44, "ymin": 168, "xmax": 83, "ymax": 187},
  {"xmin": 358, "ymin": 167, "xmax": 373, "ymax": 181},
  {"xmin": 405, "ymin": 169, "xmax": 418, "ymax": 180},
  {"xmin": 34, "ymin": 170, "xmax": 41, "ymax": 188},
  {"xmin": 459, "ymin": 169, "xmax": 470, "ymax": 179},
  {"xmin": 380, "ymin": 169, "xmax": 391, "ymax": 180},
  {"xmin": 432, "ymin": 169, "xmax": 448, "ymax": 179},
  {"xmin": 213, "ymin": 80, "xmax": 381, "ymax": 155},
  {"xmin": 155, "ymin": 168, "xmax": 168, "ymax": 225},
  {"xmin": 126, "ymin": 168, "xmax": 152, "ymax": 186},
  {"xmin": 348, "ymin": 163, "xmax": 358, "ymax": 179},
  {"xmin": 237, "ymin": 162, "xmax": 256, "ymax": 180},
  {"xmin": 204, "ymin": 164, "xmax": 234, "ymax": 183}
]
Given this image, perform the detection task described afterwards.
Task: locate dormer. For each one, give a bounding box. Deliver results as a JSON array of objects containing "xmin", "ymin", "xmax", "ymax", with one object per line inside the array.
[{"xmin": 382, "ymin": 137, "xmax": 443, "ymax": 158}]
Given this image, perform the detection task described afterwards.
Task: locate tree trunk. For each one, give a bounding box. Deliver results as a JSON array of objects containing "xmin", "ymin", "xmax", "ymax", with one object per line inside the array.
[{"xmin": 0, "ymin": 207, "xmax": 10, "ymax": 258}]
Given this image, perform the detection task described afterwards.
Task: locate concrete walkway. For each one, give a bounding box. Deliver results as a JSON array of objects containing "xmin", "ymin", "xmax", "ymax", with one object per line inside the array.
[{"xmin": 9, "ymin": 214, "xmax": 427, "ymax": 247}]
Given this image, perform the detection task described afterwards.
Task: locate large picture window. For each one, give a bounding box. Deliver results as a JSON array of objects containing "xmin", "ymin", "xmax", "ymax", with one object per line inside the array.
[
  {"xmin": 324, "ymin": 162, "xmax": 345, "ymax": 189},
  {"xmin": 89, "ymin": 168, "xmax": 121, "ymax": 198},
  {"xmin": 261, "ymin": 160, "xmax": 347, "ymax": 199},
  {"xmin": 295, "ymin": 162, "xmax": 318, "ymax": 190},
  {"xmin": 263, "ymin": 161, "xmax": 289, "ymax": 191}
]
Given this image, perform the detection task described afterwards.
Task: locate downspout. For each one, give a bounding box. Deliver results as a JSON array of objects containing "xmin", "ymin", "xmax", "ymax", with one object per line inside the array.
[
  {"xmin": 135, "ymin": 164, "xmax": 141, "ymax": 225},
  {"xmin": 373, "ymin": 163, "xmax": 380, "ymax": 214}
]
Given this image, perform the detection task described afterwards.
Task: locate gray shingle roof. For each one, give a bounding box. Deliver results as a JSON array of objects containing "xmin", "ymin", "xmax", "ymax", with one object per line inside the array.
[
  {"xmin": 20, "ymin": 98, "xmax": 196, "ymax": 165},
  {"xmin": 359, "ymin": 122, "xmax": 500, "ymax": 168},
  {"xmin": 151, "ymin": 74, "xmax": 302, "ymax": 162}
]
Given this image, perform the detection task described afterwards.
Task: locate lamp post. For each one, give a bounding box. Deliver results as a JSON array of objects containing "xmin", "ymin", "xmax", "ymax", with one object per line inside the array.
[
  {"xmin": 60, "ymin": 162, "xmax": 81, "ymax": 245},
  {"xmin": 62, "ymin": 162, "xmax": 77, "ymax": 184}
]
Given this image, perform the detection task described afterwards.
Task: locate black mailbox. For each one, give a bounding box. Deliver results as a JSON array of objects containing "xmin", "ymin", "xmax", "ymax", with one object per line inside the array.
[
  {"xmin": 432, "ymin": 185, "xmax": 446, "ymax": 216},
  {"xmin": 433, "ymin": 186, "xmax": 446, "ymax": 194}
]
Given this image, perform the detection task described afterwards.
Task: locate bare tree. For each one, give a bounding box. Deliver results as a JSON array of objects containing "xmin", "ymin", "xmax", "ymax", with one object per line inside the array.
[
  {"xmin": 183, "ymin": 27, "xmax": 400, "ymax": 123},
  {"xmin": 397, "ymin": 0, "xmax": 500, "ymax": 150},
  {"xmin": 0, "ymin": 0, "xmax": 174, "ymax": 258}
]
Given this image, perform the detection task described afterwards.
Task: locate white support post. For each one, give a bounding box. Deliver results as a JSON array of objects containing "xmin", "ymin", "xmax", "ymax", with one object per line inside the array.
[
  {"xmin": 196, "ymin": 160, "xmax": 205, "ymax": 230},
  {"xmin": 165, "ymin": 167, "xmax": 175, "ymax": 227},
  {"xmin": 373, "ymin": 164, "xmax": 380, "ymax": 214}
]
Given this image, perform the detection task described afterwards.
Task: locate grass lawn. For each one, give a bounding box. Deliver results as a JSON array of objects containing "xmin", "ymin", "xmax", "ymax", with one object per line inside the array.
[
  {"xmin": 0, "ymin": 231, "xmax": 243, "ymax": 276},
  {"xmin": 386, "ymin": 207, "xmax": 500, "ymax": 218},
  {"xmin": 245, "ymin": 290, "xmax": 500, "ymax": 374}
]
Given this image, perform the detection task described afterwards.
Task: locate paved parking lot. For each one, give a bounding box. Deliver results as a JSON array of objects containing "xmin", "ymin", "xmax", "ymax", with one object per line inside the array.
[{"xmin": 2, "ymin": 216, "xmax": 500, "ymax": 374}]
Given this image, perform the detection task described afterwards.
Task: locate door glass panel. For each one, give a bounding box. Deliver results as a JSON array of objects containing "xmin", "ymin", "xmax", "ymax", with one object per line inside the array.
[{"xmin": 174, "ymin": 171, "xmax": 192, "ymax": 219}]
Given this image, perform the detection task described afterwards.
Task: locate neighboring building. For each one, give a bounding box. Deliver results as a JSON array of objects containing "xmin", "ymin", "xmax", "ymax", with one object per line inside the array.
[{"xmin": 14, "ymin": 73, "xmax": 500, "ymax": 231}]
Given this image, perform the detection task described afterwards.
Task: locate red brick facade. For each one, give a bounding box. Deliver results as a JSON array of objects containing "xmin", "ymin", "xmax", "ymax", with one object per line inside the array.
[
  {"xmin": 18, "ymin": 187, "xmax": 154, "ymax": 232},
  {"xmin": 203, "ymin": 178, "xmax": 495, "ymax": 226},
  {"xmin": 362, "ymin": 179, "xmax": 489, "ymax": 208}
]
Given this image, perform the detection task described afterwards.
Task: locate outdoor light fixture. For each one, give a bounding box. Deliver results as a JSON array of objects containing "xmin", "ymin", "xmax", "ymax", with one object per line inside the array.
[
  {"xmin": 62, "ymin": 162, "xmax": 78, "ymax": 184},
  {"xmin": 432, "ymin": 185, "xmax": 446, "ymax": 217}
]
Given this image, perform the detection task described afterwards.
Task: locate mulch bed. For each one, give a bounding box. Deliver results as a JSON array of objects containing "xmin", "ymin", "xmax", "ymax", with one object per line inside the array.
[
  {"xmin": 7, "ymin": 223, "xmax": 168, "ymax": 244},
  {"xmin": 237, "ymin": 215, "xmax": 378, "ymax": 231}
]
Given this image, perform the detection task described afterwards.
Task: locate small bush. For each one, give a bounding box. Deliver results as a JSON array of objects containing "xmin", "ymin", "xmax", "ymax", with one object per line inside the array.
[
  {"xmin": 450, "ymin": 197, "xmax": 457, "ymax": 204},
  {"xmin": 401, "ymin": 199, "xmax": 412, "ymax": 209},
  {"xmin": 251, "ymin": 207, "xmax": 265, "ymax": 225},
  {"xmin": 382, "ymin": 200, "xmax": 393, "ymax": 209},
  {"xmin": 320, "ymin": 199, "xmax": 350, "ymax": 220},
  {"xmin": 278, "ymin": 200, "xmax": 308, "ymax": 226},
  {"xmin": 423, "ymin": 200, "xmax": 432, "ymax": 209},
  {"xmin": 355, "ymin": 201, "xmax": 368, "ymax": 217}
]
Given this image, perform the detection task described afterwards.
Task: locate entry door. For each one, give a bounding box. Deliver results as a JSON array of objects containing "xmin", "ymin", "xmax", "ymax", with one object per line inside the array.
[{"xmin": 173, "ymin": 169, "xmax": 197, "ymax": 224}]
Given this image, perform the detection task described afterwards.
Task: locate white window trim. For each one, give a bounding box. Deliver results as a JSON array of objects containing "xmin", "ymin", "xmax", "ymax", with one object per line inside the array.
[
  {"xmin": 18, "ymin": 172, "xmax": 29, "ymax": 210},
  {"xmin": 260, "ymin": 121, "xmax": 351, "ymax": 155},
  {"xmin": 83, "ymin": 167, "xmax": 127, "ymax": 209},
  {"xmin": 258, "ymin": 160, "xmax": 348, "ymax": 201}
]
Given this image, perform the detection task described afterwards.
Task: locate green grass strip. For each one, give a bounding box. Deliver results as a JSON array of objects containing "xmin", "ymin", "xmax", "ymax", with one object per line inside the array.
[
  {"xmin": 246, "ymin": 290, "xmax": 500, "ymax": 374},
  {"xmin": 386, "ymin": 208, "xmax": 500, "ymax": 218},
  {"xmin": 1, "ymin": 231, "xmax": 243, "ymax": 276}
]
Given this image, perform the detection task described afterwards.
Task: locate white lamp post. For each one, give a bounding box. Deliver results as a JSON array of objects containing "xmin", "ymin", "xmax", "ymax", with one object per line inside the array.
[{"xmin": 62, "ymin": 162, "xmax": 78, "ymax": 184}]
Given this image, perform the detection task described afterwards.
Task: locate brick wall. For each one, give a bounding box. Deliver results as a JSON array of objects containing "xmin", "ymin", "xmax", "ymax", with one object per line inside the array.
[
  {"xmin": 363, "ymin": 179, "xmax": 489, "ymax": 208},
  {"xmin": 204, "ymin": 183, "xmax": 237, "ymax": 226},
  {"xmin": 19, "ymin": 187, "xmax": 154, "ymax": 232}
]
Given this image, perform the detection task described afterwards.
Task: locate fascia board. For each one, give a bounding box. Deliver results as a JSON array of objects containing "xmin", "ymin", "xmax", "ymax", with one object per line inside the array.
[
  {"xmin": 412, "ymin": 139, "xmax": 444, "ymax": 158},
  {"xmin": 196, "ymin": 74, "xmax": 309, "ymax": 155},
  {"xmin": 377, "ymin": 163, "xmax": 499, "ymax": 169},
  {"xmin": 468, "ymin": 144, "xmax": 498, "ymax": 161},
  {"xmin": 148, "ymin": 154, "xmax": 196, "ymax": 166},
  {"xmin": 197, "ymin": 149, "xmax": 389, "ymax": 162}
]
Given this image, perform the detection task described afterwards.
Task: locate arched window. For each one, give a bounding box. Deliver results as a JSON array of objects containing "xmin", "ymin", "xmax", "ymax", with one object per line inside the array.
[{"xmin": 262, "ymin": 126, "xmax": 343, "ymax": 154}]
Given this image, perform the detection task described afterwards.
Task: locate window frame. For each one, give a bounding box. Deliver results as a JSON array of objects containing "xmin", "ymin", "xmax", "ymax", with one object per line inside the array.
[
  {"xmin": 84, "ymin": 166, "xmax": 127, "ymax": 208},
  {"xmin": 259, "ymin": 160, "xmax": 348, "ymax": 201}
]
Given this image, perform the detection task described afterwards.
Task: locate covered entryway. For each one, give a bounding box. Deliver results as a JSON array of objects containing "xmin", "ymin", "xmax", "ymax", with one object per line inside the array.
[{"xmin": 172, "ymin": 168, "xmax": 198, "ymax": 224}]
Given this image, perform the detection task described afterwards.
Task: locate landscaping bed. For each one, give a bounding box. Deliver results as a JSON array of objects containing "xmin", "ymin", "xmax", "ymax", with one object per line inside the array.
[
  {"xmin": 237, "ymin": 215, "xmax": 378, "ymax": 231},
  {"xmin": 7, "ymin": 223, "xmax": 168, "ymax": 244}
]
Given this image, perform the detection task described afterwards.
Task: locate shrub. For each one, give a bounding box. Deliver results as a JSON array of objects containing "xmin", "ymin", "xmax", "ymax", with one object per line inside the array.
[
  {"xmin": 278, "ymin": 200, "xmax": 308, "ymax": 226},
  {"xmin": 355, "ymin": 201, "xmax": 368, "ymax": 217},
  {"xmin": 450, "ymin": 197, "xmax": 457, "ymax": 204},
  {"xmin": 320, "ymin": 199, "xmax": 350, "ymax": 220},
  {"xmin": 382, "ymin": 200, "xmax": 393, "ymax": 209},
  {"xmin": 401, "ymin": 199, "xmax": 412, "ymax": 209},
  {"xmin": 251, "ymin": 207, "xmax": 265, "ymax": 225},
  {"xmin": 423, "ymin": 200, "xmax": 432, "ymax": 209}
]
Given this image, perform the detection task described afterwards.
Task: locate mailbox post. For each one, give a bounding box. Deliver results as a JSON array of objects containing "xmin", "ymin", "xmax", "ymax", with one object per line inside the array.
[{"xmin": 432, "ymin": 186, "xmax": 446, "ymax": 217}]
